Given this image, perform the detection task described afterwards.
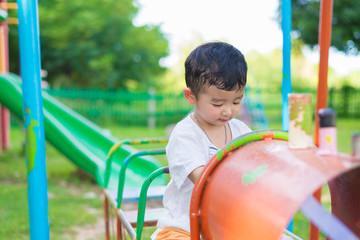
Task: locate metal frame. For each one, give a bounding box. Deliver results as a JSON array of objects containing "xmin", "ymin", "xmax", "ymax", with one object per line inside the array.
[
  {"xmin": 104, "ymin": 165, "xmax": 169, "ymax": 240},
  {"xmin": 105, "ymin": 137, "xmax": 168, "ymax": 188},
  {"xmin": 104, "ymin": 137, "xmax": 169, "ymax": 240}
]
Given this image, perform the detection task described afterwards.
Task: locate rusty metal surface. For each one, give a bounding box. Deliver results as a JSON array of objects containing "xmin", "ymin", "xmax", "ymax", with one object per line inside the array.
[
  {"xmin": 193, "ymin": 139, "xmax": 359, "ymax": 240},
  {"xmin": 329, "ymin": 167, "xmax": 360, "ymax": 236}
]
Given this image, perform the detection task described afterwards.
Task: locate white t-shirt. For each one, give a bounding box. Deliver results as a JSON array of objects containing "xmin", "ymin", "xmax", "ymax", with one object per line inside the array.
[{"xmin": 152, "ymin": 114, "xmax": 251, "ymax": 238}]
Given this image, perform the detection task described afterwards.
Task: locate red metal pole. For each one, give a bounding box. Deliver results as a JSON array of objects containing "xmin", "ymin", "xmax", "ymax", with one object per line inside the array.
[
  {"xmin": 311, "ymin": 0, "xmax": 333, "ymax": 240},
  {"xmin": 1, "ymin": 107, "xmax": 10, "ymax": 150},
  {"xmin": 0, "ymin": 0, "xmax": 10, "ymax": 151},
  {"xmin": 0, "ymin": 108, "xmax": 2, "ymax": 154},
  {"xmin": 104, "ymin": 195, "xmax": 110, "ymax": 240}
]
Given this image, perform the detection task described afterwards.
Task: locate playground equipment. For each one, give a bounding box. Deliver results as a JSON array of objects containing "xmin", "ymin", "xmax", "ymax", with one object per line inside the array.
[
  {"xmin": 2, "ymin": 0, "xmax": 358, "ymax": 239},
  {"xmin": 0, "ymin": 73, "xmax": 167, "ymax": 189},
  {"xmin": 104, "ymin": 130, "xmax": 360, "ymax": 240},
  {"xmin": 0, "ymin": 73, "xmax": 168, "ymax": 239},
  {"xmin": 103, "ymin": 138, "xmax": 169, "ymax": 239},
  {"xmin": 189, "ymin": 130, "xmax": 360, "ymax": 239},
  {"xmin": 0, "ymin": 0, "xmax": 16, "ymax": 154},
  {"xmin": 0, "ymin": 2, "xmax": 171, "ymax": 235},
  {"xmin": 279, "ymin": 0, "xmax": 335, "ymax": 238},
  {"xmin": 16, "ymin": 1, "xmax": 50, "ymax": 237}
]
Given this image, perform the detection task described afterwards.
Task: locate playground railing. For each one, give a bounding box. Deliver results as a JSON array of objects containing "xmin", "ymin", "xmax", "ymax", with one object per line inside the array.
[
  {"xmin": 104, "ymin": 166, "xmax": 169, "ymax": 239},
  {"xmin": 115, "ymin": 148, "xmax": 166, "ymax": 209},
  {"xmin": 39, "ymin": 87, "xmax": 360, "ymax": 128},
  {"xmin": 105, "ymin": 137, "xmax": 168, "ymax": 188},
  {"xmin": 104, "ymin": 137, "xmax": 169, "ymax": 240}
]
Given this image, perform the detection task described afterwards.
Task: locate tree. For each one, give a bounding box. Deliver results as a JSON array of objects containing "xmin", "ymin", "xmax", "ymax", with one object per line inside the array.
[
  {"xmin": 277, "ymin": 0, "xmax": 360, "ymax": 55},
  {"xmin": 9, "ymin": 0, "xmax": 169, "ymax": 89},
  {"xmin": 159, "ymin": 33, "xmax": 206, "ymax": 94}
]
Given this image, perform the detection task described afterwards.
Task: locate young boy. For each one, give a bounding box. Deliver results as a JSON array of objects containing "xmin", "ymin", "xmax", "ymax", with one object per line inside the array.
[{"xmin": 152, "ymin": 42, "xmax": 251, "ymax": 239}]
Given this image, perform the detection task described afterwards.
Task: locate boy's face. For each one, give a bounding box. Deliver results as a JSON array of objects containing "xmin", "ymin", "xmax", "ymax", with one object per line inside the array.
[{"xmin": 193, "ymin": 86, "xmax": 244, "ymax": 128}]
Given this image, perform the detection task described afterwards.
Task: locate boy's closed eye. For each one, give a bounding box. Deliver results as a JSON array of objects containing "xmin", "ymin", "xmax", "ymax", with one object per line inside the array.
[{"xmin": 212, "ymin": 104, "xmax": 223, "ymax": 107}]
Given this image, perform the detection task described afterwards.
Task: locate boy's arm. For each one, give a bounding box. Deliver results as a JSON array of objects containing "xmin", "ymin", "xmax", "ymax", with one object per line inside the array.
[{"xmin": 188, "ymin": 166, "xmax": 204, "ymax": 183}]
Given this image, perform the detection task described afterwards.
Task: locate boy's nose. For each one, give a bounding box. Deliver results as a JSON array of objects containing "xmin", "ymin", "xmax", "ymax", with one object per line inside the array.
[{"xmin": 222, "ymin": 106, "xmax": 232, "ymax": 117}]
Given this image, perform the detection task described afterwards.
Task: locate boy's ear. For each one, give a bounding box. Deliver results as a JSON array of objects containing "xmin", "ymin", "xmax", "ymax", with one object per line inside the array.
[{"xmin": 183, "ymin": 88, "xmax": 195, "ymax": 105}]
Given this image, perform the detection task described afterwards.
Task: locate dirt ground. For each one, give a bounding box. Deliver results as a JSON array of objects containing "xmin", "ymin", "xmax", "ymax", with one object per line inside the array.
[
  {"xmin": 68, "ymin": 199, "xmax": 162, "ymax": 240},
  {"xmin": 71, "ymin": 218, "xmax": 105, "ymax": 240}
]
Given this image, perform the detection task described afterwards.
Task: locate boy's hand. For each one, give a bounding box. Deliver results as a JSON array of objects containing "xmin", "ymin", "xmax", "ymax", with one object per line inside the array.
[{"xmin": 188, "ymin": 166, "xmax": 204, "ymax": 183}]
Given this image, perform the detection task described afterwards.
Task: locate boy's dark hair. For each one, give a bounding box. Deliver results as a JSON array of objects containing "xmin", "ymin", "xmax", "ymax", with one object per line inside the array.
[{"xmin": 185, "ymin": 42, "xmax": 247, "ymax": 97}]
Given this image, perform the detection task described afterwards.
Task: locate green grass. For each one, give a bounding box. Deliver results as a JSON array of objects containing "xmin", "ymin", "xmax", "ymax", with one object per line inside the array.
[
  {"xmin": 0, "ymin": 118, "xmax": 359, "ymax": 239},
  {"xmin": 0, "ymin": 129, "xmax": 103, "ymax": 240}
]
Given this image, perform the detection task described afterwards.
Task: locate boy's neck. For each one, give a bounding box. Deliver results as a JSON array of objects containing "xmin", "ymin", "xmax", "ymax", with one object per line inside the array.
[{"xmin": 192, "ymin": 113, "xmax": 229, "ymax": 148}]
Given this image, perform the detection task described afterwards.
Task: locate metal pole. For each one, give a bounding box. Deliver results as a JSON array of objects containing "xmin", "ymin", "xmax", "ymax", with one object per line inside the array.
[
  {"xmin": 0, "ymin": 0, "xmax": 5, "ymax": 155},
  {"xmin": 314, "ymin": 1, "xmax": 333, "ymax": 145},
  {"xmin": 148, "ymin": 87, "xmax": 156, "ymax": 128},
  {"xmin": 311, "ymin": 0, "xmax": 334, "ymax": 240},
  {"xmin": 281, "ymin": 0, "xmax": 292, "ymax": 132},
  {"xmin": 0, "ymin": 0, "xmax": 10, "ymax": 151},
  {"xmin": 0, "ymin": 108, "xmax": 2, "ymax": 154},
  {"xmin": 281, "ymin": 0, "xmax": 293, "ymax": 231},
  {"xmin": 16, "ymin": 0, "xmax": 49, "ymax": 239}
]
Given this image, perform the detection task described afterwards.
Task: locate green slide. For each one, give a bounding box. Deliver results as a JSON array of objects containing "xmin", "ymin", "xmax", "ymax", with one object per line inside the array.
[{"xmin": 0, "ymin": 73, "xmax": 167, "ymax": 189}]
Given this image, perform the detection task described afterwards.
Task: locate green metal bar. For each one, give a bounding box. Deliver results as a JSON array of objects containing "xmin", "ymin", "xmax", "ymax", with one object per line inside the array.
[
  {"xmin": 136, "ymin": 167, "xmax": 169, "ymax": 240},
  {"xmin": 104, "ymin": 141, "xmax": 124, "ymax": 188},
  {"xmin": 216, "ymin": 130, "xmax": 288, "ymax": 161},
  {"xmin": 116, "ymin": 148, "xmax": 166, "ymax": 209},
  {"xmin": 104, "ymin": 137, "xmax": 168, "ymax": 188}
]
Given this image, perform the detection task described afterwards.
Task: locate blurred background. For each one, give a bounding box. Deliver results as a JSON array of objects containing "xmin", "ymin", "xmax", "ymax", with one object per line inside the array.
[{"xmin": 6, "ymin": 0, "xmax": 359, "ymax": 130}]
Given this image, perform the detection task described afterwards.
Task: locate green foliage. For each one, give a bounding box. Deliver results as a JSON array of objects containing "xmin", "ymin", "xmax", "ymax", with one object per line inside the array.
[
  {"xmin": 246, "ymin": 49, "xmax": 283, "ymax": 90},
  {"xmin": 277, "ymin": 0, "xmax": 360, "ymax": 55},
  {"xmin": 8, "ymin": 0, "xmax": 169, "ymax": 89},
  {"xmin": 333, "ymin": 70, "xmax": 360, "ymax": 89},
  {"xmin": 246, "ymin": 47, "xmax": 318, "ymax": 90},
  {"xmin": 157, "ymin": 35, "xmax": 206, "ymax": 94},
  {"xmin": 244, "ymin": 46, "xmax": 359, "ymax": 90}
]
